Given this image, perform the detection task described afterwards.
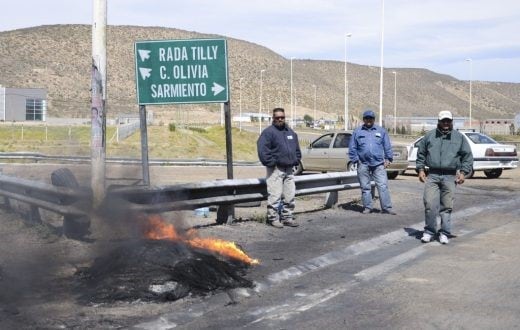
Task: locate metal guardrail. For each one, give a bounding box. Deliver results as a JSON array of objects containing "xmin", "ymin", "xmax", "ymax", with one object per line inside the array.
[
  {"xmin": 0, "ymin": 152, "xmax": 261, "ymax": 166},
  {"xmin": 0, "ymin": 170, "xmax": 361, "ymax": 228},
  {"xmin": 0, "ymin": 174, "xmax": 90, "ymax": 219},
  {"xmin": 108, "ymin": 171, "xmax": 361, "ymax": 223}
]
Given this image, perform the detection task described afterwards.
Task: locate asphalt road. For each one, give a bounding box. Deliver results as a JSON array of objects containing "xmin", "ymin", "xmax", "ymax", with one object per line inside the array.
[
  {"xmin": 0, "ymin": 165, "xmax": 519, "ymax": 329},
  {"xmin": 133, "ymin": 168, "xmax": 520, "ymax": 329}
]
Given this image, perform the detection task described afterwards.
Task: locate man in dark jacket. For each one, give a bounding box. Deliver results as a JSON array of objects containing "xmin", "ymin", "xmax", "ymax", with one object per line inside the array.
[
  {"xmin": 416, "ymin": 110, "xmax": 473, "ymax": 244},
  {"xmin": 257, "ymin": 108, "xmax": 301, "ymax": 228}
]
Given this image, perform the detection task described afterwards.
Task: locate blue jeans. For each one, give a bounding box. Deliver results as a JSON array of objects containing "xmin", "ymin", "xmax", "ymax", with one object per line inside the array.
[
  {"xmin": 423, "ymin": 173, "xmax": 456, "ymax": 236},
  {"xmin": 357, "ymin": 163, "xmax": 393, "ymax": 211}
]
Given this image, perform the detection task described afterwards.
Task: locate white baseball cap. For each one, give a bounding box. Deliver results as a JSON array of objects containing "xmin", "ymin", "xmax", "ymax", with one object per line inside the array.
[{"xmin": 438, "ymin": 110, "xmax": 453, "ymax": 121}]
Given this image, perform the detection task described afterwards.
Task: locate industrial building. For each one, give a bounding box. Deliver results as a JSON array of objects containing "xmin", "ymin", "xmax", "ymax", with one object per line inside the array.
[{"xmin": 0, "ymin": 86, "xmax": 47, "ymax": 121}]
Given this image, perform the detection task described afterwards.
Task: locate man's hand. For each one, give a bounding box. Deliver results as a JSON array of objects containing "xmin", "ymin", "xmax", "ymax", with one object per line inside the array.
[
  {"xmin": 418, "ymin": 170, "xmax": 427, "ymax": 183},
  {"xmin": 384, "ymin": 160, "xmax": 391, "ymax": 169},
  {"xmin": 455, "ymin": 172, "xmax": 465, "ymax": 185}
]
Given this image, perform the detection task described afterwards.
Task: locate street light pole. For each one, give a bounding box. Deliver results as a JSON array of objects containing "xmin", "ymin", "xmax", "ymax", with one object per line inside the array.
[
  {"xmin": 392, "ymin": 71, "xmax": 397, "ymax": 134},
  {"xmin": 290, "ymin": 57, "xmax": 294, "ymax": 128},
  {"xmin": 239, "ymin": 77, "xmax": 243, "ymax": 132},
  {"xmin": 313, "ymin": 84, "xmax": 317, "ymax": 125},
  {"xmin": 259, "ymin": 69, "xmax": 265, "ymax": 134},
  {"xmin": 378, "ymin": 0, "xmax": 385, "ymax": 127},
  {"xmin": 466, "ymin": 58, "xmax": 472, "ymax": 129},
  {"xmin": 345, "ymin": 33, "xmax": 352, "ymax": 131}
]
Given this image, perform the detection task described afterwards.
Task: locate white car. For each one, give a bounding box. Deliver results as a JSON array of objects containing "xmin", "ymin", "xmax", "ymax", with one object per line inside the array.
[{"xmin": 407, "ymin": 130, "xmax": 519, "ymax": 178}]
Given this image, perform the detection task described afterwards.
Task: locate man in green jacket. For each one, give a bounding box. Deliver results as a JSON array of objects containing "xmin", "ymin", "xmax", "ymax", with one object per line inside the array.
[{"xmin": 416, "ymin": 110, "xmax": 473, "ymax": 244}]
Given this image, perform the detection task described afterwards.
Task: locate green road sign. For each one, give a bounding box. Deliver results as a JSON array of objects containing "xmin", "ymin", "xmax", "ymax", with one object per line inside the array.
[{"xmin": 135, "ymin": 38, "xmax": 229, "ymax": 105}]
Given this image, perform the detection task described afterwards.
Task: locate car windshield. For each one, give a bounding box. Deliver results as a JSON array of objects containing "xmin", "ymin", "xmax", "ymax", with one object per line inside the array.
[{"xmin": 465, "ymin": 132, "xmax": 497, "ymax": 144}]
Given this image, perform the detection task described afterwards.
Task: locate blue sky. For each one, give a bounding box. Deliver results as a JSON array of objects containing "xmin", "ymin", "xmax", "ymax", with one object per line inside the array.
[{"xmin": 2, "ymin": 0, "xmax": 520, "ymax": 83}]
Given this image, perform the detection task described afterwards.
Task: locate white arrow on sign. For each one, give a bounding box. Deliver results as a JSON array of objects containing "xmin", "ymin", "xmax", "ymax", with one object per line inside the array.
[
  {"xmin": 138, "ymin": 49, "xmax": 151, "ymax": 61},
  {"xmin": 211, "ymin": 82, "xmax": 225, "ymax": 96},
  {"xmin": 139, "ymin": 68, "xmax": 152, "ymax": 80}
]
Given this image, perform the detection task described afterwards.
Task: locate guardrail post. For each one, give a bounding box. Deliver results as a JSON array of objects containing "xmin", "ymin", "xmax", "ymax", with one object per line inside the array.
[
  {"xmin": 29, "ymin": 205, "xmax": 42, "ymax": 224},
  {"xmin": 324, "ymin": 191, "xmax": 338, "ymax": 208},
  {"xmin": 216, "ymin": 205, "xmax": 234, "ymax": 224},
  {"xmin": 2, "ymin": 197, "xmax": 11, "ymax": 210}
]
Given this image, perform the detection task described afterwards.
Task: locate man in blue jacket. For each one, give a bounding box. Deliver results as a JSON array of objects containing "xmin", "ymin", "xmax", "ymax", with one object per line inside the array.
[
  {"xmin": 349, "ymin": 109, "xmax": 396, "ymax": 215},
  {"xmin": 257, "ymin": 108, "xmax": 301, "ymax": 228}
]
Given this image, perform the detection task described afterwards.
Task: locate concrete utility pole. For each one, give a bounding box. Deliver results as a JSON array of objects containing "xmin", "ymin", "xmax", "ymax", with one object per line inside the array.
[
  {"xmin": 378, "ymin": 0, "xmax": 385, "ymax": 127},
  {"xmin": 466, "ymin": 58, "xmax": 473, "ymax": 129},
  {"xmin": 259, "ymin": 69, "xmax": 265, "ymax": 134},
  {"xmin": 344, "ymin": 33, "xmax": 352, "ymax": 131},
  {"xmin": 91, "ymin": 0, "xmax": 107, "ymax": 207}
]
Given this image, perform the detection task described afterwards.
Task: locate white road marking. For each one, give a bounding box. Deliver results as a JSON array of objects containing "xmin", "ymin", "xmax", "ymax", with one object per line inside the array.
[{"xmin": 249, "ymin": 246, "xmax": 426, "ymax": 325}]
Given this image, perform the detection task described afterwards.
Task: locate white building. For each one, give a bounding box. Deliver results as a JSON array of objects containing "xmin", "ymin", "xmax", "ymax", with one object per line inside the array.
[{"xmin": 0, "ymin": 86, "xmax": 47, "ymax": 121}]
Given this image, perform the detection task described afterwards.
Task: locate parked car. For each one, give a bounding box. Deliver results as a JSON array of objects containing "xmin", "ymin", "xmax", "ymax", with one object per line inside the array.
[
  {"xmin": 407, "ymin": 130, "xmax": 519, "ymax": 178},
  {"xmin": 295, "ymin": 131, "xmax": 408, "ymax": 179}
]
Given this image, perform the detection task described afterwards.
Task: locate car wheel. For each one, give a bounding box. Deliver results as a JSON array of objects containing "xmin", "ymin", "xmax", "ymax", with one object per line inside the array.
[
  {"xmin": 387, "ymin": 171, "xmax": 399, "ymax": 180},
  {"xmin": 484, "ymin": 168, "xmax": 502, "ymax": 179},
  {"xmin": 293, "ymin": 161, "xmax": 303, "ymax": 175},
  {"xmin": 347, "ymin": 162, "xmax": 358, "ymax": 172}
]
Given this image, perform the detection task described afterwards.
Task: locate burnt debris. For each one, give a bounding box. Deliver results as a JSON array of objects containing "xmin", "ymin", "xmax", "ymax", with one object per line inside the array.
[{"xmin": 75, "ymin": 239, "xmax": 253, "ymax": 303}]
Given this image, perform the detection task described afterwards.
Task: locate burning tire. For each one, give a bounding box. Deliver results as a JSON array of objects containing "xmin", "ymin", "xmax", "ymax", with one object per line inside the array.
[{"xmin": 51, "ymin": 168, "xmax": 90, "ymax": 239}]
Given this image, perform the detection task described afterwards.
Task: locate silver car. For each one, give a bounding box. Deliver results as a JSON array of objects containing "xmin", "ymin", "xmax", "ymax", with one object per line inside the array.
[{"xmin": 295, "ymin": 131, "xmax": 408, "ymax": 179}]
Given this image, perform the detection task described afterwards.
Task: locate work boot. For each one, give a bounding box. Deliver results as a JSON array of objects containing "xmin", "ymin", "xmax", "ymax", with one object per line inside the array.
[
  {"xmin": 282, "ymin": 219, "xmax": 299, "ymax": 227},
  {"xmin": 267, "ymin": 220, "xmax": 283, "ymax": 228},
  {"xmin": 361, "ymin": 208, "xmax": 372, "ymax": 214}
]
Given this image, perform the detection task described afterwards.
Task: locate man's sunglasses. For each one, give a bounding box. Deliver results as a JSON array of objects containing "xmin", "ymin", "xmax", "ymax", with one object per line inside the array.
[{"xmin": 274, "ymin": 116, "xmax": 285, "ymax": 120}]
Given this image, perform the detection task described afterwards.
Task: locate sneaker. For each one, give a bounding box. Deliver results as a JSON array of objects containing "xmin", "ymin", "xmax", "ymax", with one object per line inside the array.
[
  {"xmin": 439, "ymin": 233, "xmax": 449, "ymax": 244},
  {"xmin": 382, "ymin": 209, "xmax": 397, "ymax": 215},
  {"xmin": 282, "ymin": 219, "xmax": 299, "ymax": 227},
  {"xmin": 421, "ymin": 232, "xmax": 433, "ymax": 243},
  {"xmin": 361, "ymin": 208, "xmax": 372, "ymax": 214},
  {"xmin": 268, "ymin": 220, "xmax": 283, "ymax": 228}
]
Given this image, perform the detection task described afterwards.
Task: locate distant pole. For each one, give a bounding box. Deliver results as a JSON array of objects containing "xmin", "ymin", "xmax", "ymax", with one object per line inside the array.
[
  {"xmin": 313, "ymin": 84, "xmax": 317, "ymax": 124},
  {"xmin": 290, "ymin": 57, "xmax": 294, "ymax": 128},
  {"xmin": 392, "ymin": 71, "xmax": 397, "ymax": 134},
  {"xmin": 466, "ymin": 58, "xmax": 473, "ymax": 129},
  {"xmin": 239, "ymin": 77, "xmax": 243, "ymax": 132},
  {"xmin": 378, "ymin": 0, "xmax": 385, "ymax": 127},
  {"xmin": 344, "ymin": 33, "xmax": 352, "ymax": 131},
  {"xmin": 91, "ymin": 0, "xmax": 107, "ymax": 207},
  {"xmin": 259, "ymin": 69, "xmax": 265, "ymax": 134}
]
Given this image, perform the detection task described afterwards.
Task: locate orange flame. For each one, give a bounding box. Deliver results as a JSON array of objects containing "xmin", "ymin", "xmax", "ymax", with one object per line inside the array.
[{"xmin": 142, "ymin": 214, "xmax": 259, "ymax": 265}]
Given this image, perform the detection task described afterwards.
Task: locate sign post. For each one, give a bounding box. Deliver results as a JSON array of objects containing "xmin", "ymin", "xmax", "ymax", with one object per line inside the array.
[{"xmin": 134, "ymin": 38, "xmax": 234, "ymax": 222}]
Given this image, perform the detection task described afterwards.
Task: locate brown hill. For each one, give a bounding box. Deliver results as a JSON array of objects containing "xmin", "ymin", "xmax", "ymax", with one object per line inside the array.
[{"xmin": 1, "ymin": 24, "xmax": 519, "ymax": 123}]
